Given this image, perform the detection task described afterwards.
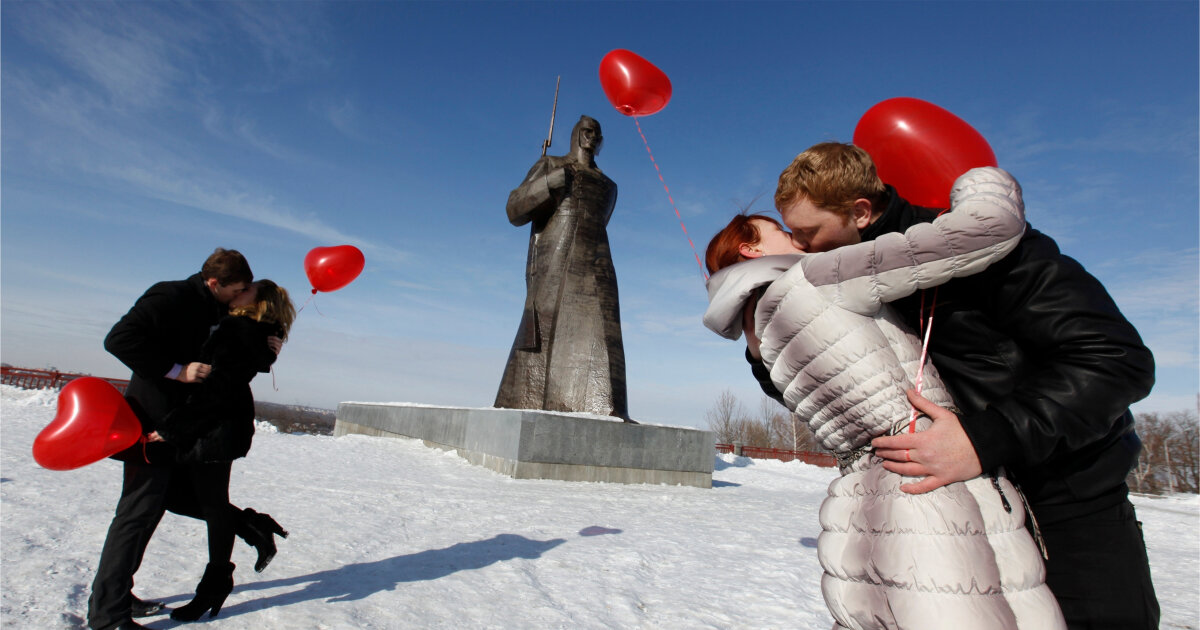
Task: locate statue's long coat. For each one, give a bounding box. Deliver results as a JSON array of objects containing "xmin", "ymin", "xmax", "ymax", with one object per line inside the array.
[{"xmin": 494, "ymin": 154, "xmax": 628, "ymax": 418}]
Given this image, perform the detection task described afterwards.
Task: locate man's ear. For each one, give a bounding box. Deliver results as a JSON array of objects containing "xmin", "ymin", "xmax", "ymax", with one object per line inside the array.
[
  {"xmin": 204, "ymin": 277, "xmax": 219, "ymax": 292},
  {"xmin": 738, "ymin": 243, "xmax": 763, "ymax": 259},
  {"xmin": 851, "ymin": 198, "xmax": 874, "ymax": 230}
]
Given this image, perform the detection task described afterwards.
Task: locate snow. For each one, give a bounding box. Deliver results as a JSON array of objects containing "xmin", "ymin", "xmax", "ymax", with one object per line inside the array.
[{"xmin": 2, "ymin": 385, "xmax": 1197, "ymax": 629}]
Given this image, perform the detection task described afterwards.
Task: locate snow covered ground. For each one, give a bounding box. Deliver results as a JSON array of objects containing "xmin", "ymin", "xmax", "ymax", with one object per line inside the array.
[{"xmin": 2, "ymin": 385, "xmax": 1197, "ymax": 629}]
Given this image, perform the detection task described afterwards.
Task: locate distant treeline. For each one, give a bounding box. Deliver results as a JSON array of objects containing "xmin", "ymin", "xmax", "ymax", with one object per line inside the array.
[
  {"xmin": 707, "ymin": 388, "xmax": 1200, "ymax": 496},
  {"xmin": 254, "ymin": 401, "xmax": 336, "ymax": 435}
]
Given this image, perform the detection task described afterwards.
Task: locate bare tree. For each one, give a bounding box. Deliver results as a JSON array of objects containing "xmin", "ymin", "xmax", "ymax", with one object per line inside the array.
[
  {"xmin": 1127, "ymin": 409, "xmax": 1199, "ymax": 495},
  {"xmin": 705, "ymin": 389, "xmax": 777, "ymax": 447},
  {"xmin": 760, "ymin": 396, "xmax": 793, "ymax": 449},
  {"xmin": 1130, "ymin": 412, "xmax": 1166, "ymax": 494},
  {"xmin": 706, "ymin": 389, "xmax": 749, "ymax": 444},
  {"xmin": 741, "ymin": 418, "xmax": 773, "ymax": 448},
  {"xmin": 707, "ymin": 389, "xmax": 828, "ymax": 453},
  {"xmin": 757, "ymin": 395, "xmax": 824, "ymax": 453},
  {"xmin": 1165, "ymin": 410, "xmax": 1199, "ymax": 494}
]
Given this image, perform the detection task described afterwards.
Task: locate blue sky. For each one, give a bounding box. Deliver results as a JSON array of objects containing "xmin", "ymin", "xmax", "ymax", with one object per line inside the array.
[{"xmin": 3, "ymin": 1, "xmax": 1196, "ymax": 430}]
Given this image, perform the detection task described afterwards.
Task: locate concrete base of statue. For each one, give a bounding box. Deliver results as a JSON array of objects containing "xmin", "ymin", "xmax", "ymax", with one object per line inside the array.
[{"xmin": 333, "ymin": 403, "xmax": 714, "ymax": 488}]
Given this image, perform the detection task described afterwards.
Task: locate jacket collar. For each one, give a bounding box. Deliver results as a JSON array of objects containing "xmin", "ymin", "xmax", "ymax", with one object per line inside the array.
[
  {"xmin": 187, "ymin": 273, "xmax": 225, "ymax": 319},
  {"xmin": 703, "ymin": 255, "xmax": 801, "ymax": 340},
  {"xmin": 860, "ymin": 185, "xmax": 941, "ymax": 242}
]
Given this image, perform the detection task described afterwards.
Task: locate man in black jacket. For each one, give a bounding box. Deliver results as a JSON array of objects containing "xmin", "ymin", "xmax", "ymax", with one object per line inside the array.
[
  {"xmin": 759, "ymin": 142, "xmax": 1158, "ymax": 629},
  {"xmin": 88, "ymin": 249, "xmax": 253, "ymax": 630}
]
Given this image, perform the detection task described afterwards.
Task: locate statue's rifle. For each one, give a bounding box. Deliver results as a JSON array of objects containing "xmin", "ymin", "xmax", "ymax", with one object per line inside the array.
[
  {"xmin": 540, "ymin": 76, "xmax": 560, "ymax": 157},
  {"xmin": 514, "ymin": 76, "xmax": 561, "ymax": 350}
]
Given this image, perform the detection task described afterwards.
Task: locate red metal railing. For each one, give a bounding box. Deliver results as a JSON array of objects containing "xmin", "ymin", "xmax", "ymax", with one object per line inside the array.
[
  {"xmin": 0, "ymin": 366, "xmax": 129, "ymax": 393},
  {"xmin": 716, "ymin": 443, "xmax": 836, "ymax": 468}
]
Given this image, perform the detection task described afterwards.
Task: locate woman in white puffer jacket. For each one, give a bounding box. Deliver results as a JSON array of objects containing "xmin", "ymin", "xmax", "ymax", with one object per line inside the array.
[{"xmin": 704, "ymin": 167, "xmax": 1065, "ymax": 630}]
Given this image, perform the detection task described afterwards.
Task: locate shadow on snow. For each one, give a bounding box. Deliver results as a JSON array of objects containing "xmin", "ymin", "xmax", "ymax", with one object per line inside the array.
[{"xmin": 184, "ymin": 533, "xmax": 568, "ymax": 619}]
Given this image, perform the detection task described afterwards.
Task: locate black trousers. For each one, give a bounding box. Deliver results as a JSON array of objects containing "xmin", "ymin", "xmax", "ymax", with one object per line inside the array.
[
  {"xmin": 173, "ymin": 462, "xmax": 238, "ymax": 569},
  {"xmin": 87, "ymin": 460, "xmax": 247, "ymax": 629},
  {"xmin": 87, "ymin": 460, "xmax": 171, "ymax": 630},
  {"xmin": 1034, "ymin": 491, "xmax": 1160, "ymax": 630}
]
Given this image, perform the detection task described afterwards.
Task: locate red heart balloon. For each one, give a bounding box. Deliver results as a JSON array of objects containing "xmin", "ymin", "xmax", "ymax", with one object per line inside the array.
[
  {"xmin": 853, "ymin": 97, "xmax": 997, "ymax": 208},
  {"xmin": 33, "ymin": 377, "xmax": 142, "ymax": 471},
  {"xmin": 304, "ymin": 245, "xmax": 365, "ymax": 294},
  {"xmin": 599, "ymin": 49, "xmax": 672, "ymax": 117}
]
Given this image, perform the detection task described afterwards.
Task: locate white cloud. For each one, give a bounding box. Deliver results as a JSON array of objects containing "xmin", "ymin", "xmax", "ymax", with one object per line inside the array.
[
  {"xmin": 5, "ymin": 36, "xmax": 408, "ymax": 266},
  {"xmin": 25, "ymin": 3, "xmax": 199, "ymax": 110},
  {"xmin": 200, "ymin": 105, "xmax": 316, "ymax": 165},
  {"xmin": 221, "ymin": 2, "xmax": 332, "ymax": 84},
  {"xmin": 89, "ymin": 162, "xmax": 396, "ymax": 257},
  {"xmin": 995, "ymin": 102, "xmax": 1199, "ymax": 164},
  {"xmin": 1103, "ymin": 248, "xmax": 1199, "ymax": 319}
]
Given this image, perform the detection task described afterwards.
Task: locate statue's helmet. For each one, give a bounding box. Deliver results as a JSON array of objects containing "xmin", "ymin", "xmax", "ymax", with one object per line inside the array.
[{"xmin": 570, "ymin": 115, "xmax": 603, "ymax": 155}]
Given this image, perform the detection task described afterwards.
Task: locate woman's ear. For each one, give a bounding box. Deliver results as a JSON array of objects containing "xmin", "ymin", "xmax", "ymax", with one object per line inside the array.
[{"xmin": 738, "ymin": 243, "xmax": 763, "ymax": 259}]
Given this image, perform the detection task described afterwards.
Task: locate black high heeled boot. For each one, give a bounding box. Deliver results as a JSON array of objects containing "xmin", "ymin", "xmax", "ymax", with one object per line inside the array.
[
  {"xmin": 236, "ymin": 508, "xmax": 289, "ymax": 572},
  {"xmin": 170, "ymin": 562, "xmax": 234, "ymax": 622}
]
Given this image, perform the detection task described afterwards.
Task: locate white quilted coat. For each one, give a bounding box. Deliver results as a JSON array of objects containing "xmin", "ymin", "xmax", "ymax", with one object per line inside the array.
[{"xmin": 704, "ymin": 168, "xmax": 1065, "ymax": 630}]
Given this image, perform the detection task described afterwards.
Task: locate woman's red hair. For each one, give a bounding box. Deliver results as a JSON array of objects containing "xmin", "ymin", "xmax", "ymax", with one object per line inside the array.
[{"xmin": 704, "ymin": 213, "xmax": 786, "ymax": 274}]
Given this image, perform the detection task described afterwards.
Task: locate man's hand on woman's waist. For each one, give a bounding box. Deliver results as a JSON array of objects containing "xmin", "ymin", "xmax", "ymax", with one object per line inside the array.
[{"xmin": 871, "ymin": 389, "xmax": 983, "ymax": 494}]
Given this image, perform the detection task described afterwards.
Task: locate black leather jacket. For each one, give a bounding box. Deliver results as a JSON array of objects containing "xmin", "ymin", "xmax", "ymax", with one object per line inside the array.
[{"xmin": 752, "ymin": 186, "xmax": 1155, "ymax": 512}]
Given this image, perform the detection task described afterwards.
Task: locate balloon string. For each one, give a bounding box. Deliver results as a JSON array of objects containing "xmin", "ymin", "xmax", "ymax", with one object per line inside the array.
[
  {"xmin": 907, "ymin": 288, "xmax": 939, "ymax": 434},
  {"xmin": 908, "ymin": 207, "xmax": 952, "ymax": 433},
  {"xmin": 633, "ymin": 116, "xmax": 708, "ymax": 282},
  {"xmin": 296, "ymin": 293, "xmax": 323, "ymax": 317}
]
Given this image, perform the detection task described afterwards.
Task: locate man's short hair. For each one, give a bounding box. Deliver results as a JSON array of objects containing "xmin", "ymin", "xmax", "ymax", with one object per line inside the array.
[
  {"xmin": 775, "ymin": 142, "xmax": 887, "ymax": 218},
  {"xmin": 201, "ymin": 248, "xmax": 253, "ymax": 286}
]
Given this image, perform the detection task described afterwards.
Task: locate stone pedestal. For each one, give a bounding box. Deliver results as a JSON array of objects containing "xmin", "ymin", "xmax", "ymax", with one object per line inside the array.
[{"xmin": 334, "ymin": 403, "xmax": 714, "ymax": 488}]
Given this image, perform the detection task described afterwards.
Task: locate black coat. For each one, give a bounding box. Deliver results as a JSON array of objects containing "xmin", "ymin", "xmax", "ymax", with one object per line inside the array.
[
  {"xmin": 156, "ymin": 316, "xmax": 280, "ymax": 462},
  {"xmin": 105, "ymin": 274, "xmax": 225, "ymax": 430},
  {"xmin": 870, "ymin": 189, "xmax": 1154, "ymax": 510}
]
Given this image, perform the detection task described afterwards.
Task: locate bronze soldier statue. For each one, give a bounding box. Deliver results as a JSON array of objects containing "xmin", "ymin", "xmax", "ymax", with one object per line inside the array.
[{"xmin": 494, "ymin": 115, "xmax": 631, "ymax": 421}]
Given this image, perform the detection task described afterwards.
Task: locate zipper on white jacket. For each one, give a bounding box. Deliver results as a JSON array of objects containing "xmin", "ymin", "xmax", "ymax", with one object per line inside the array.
[{"xmin": 1008, "ymin": 474, "xmax": 1050, "ymax": 561}]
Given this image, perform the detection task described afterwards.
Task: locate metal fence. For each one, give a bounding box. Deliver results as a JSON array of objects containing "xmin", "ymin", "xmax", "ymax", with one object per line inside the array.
[
  {"xmin": 0, "ymin": 366, "xmax": 129, "ymax": 393},
  {"xmin": 715, "ymin": 442, "xmax": 836, "ymax": 468}
]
